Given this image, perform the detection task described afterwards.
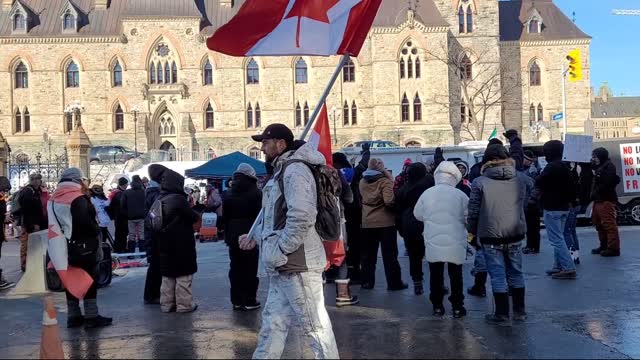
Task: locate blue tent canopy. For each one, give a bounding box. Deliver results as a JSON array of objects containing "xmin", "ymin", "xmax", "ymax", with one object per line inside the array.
[{"xmin": 185, "ymin": 151, "xmax": 267, "ymax": 179}]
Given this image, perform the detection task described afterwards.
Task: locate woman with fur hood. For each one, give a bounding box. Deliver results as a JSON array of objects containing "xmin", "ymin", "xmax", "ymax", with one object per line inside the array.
[{"xmin": 414, "ymin": 161, "xmax": 469, "ymax": 318}]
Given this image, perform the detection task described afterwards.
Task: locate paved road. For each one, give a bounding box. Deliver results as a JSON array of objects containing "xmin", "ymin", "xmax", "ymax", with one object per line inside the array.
[{"xmin": 1, "ymin": 226, "xmax": 640, "ymax": 359}]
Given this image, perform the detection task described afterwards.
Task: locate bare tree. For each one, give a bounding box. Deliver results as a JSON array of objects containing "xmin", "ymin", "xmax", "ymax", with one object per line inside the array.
[{"xmin": 425, "ymin": 41, "xmax": 523, "ymax": 144}]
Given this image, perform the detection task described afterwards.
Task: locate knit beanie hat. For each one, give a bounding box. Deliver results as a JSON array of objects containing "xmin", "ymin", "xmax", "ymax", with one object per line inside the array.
[
  {"xmin": 148, "ymin": 164, "xmax": 168, "ymax": 183},
  {"xmin": 234, "ymin": 163, "xmax": 257, "ymax": 180},
  {"xmin": 368, "ymin": 158, "xmax": 385, "ymax": 172},
  {"xmin": 118, "ymin": 176, "xmax": 129, "ymax": 187},
  {"xmin": 61, "ymin": 167, "xmax": 84, "ymax": 184}
]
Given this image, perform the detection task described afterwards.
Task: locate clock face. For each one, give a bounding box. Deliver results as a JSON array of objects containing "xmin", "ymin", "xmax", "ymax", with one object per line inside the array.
[{"xmin": 157, "ymin": 44, "xmax": 170, "ymax": 57}]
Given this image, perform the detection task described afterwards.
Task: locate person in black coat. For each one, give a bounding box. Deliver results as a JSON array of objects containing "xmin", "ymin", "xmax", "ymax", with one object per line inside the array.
[
  {"xmin": 109, "ymin": 177, "xmax": 129, "ymax": 253},
  {"xmin": 156, "ymin": 169, "xmax": 199, "ymax": 313},
  {"xmin": 504, "ymin": 129, "xmax": 524, "ymax": 172},
  {"xmin": 121, "ymin": 175, "xmax": 147, "ymax": 252},
  {"xmin": 222, "ymin": 164, "xmax": 263, "ymax": 310},
  {"xmin": 0, "ymin": 177, "xmax": 13, "ymax": 290},
  {"xmin": 143, "ymin": 164, "xmax": 167, "ymax": 305},
  {"xmin": 590, "ymin": 148, "xmax": 621, "ymax": 256},
  {"xmin": 394, "ymin": 163, "xmax": 435, "ymax": 295},
  {"xmin": 334, "ymin": 145, "xmax": 370, "ymax": 283}
]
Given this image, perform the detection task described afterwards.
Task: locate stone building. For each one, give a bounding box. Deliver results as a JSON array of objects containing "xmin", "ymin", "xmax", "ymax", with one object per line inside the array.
[
  {"xmin": 591, "ymin": 83, "xmax": 640, "ymax": 140},
  {"xmin": 0, "ymin": 0, "xmax": 591, "ymax": 160}
]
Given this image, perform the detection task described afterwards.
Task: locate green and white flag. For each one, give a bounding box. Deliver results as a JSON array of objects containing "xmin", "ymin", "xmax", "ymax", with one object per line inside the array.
[{"xmin": 488, "ymin": 127, "xmax": 498, "ymax": 140}]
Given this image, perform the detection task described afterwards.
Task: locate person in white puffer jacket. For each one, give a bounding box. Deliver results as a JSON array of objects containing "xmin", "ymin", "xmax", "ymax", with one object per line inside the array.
[{"xmin": 414, "ymin": 161, "xmax": 469, "ymax": 318}]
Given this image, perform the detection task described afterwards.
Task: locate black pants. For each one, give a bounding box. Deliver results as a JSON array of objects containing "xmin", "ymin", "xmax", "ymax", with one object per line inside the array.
[
  {"xmin": 113, "ymin": 219, "xmax": 128, "ymax": 253},
  {"xmin": 525, "ymin": 204, "xmax": 541, "ymax": 251},
  {"xmin": 345, "ymin": 217, "xmax": 362, "ymax": 281},
  {"xmin": 404, "ymin": 235, "xmax": 425, "ymax": 282},
  {"xmin": 144, "ymin": 256, "xmax": 162, "ymax": 302},
  {"xmin": 229, "ymin": 244, "xmax": 259, "ymax": 306},
  {"xmin": 361, "ymin": 227, "xmax": 403, "ymax": 288},
  {"xmin": 428, "ymin": 262, "xmax": 464, "ymax": 309}
]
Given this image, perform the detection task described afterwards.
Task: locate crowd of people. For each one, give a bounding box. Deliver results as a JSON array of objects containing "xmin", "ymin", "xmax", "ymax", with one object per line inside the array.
[{"xmin": 0, "ymin": 122, "xmax": 624, "ymax": 358}]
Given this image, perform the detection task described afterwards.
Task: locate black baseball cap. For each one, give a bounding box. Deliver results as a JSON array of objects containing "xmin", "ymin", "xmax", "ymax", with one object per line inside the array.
[{"xmin": 251, "ymin": 123, "xmax": 294, "ymax": 143}]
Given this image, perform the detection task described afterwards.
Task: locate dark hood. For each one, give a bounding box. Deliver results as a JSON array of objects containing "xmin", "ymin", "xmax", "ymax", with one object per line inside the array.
[
  {"xmin": 593, "ymin": 147, "xmax": 609, "ymax": 164},
  {"xmin": 161, "ymin": 169, "xmax": 185, "ymax": 195},
  {"xmin": 482, "ymin": 159, "xmax": 516, "ymax": 180},
  {"xmin": 543, "ymin": 140, "xmax": 564, "ymax": 162},
  {"xmin": 231, "ymin": 173, "xmax": 258, "ymax": 193},
  {"xmin": 363, "ymin": 170, "xmax": 384, "ymax": 183},
  {"xmin": 407, "ymin": 163, "xmax": 427, "ymax": 184},
  {"xmin": 0, "ymin": 177, "xmax": 11, "ymax": 193},
  {"xmin": 130, "ymin": 177, "xmax": 144, "ymax": 190},
  {"xmin": 149, "ymin": 164, "xmax": 168, "ymax": 183},
  {"xmin": 332, "ymin": 152, "xmax": 352, "ymax": 170}
]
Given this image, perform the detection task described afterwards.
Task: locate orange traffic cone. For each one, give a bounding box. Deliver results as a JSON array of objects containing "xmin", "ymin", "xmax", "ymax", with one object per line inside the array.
[{"xmin": 40, "ymin": 295, "xmax": 65, "ymax": 359}]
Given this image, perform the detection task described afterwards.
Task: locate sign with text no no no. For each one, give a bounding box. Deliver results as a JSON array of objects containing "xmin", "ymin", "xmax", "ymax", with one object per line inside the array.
[{"xmin": 620, "ymin": 144, "xmax": 640, "ymax": 193}]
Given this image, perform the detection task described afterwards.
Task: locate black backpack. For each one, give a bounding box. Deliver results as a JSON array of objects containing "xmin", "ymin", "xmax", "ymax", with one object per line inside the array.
[{"xmin": 278, "ymin": 160, "xmax": 342, "ymax": 241}]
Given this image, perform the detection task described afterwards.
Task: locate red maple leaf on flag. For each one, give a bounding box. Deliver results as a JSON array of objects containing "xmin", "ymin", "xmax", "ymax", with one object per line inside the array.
[{"xmin": 285, "ymin": 0, "xmax": 340, "ymax": 47}]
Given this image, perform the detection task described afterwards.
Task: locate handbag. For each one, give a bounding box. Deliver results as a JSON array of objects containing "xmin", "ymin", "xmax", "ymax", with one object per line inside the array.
[
  {"xmin": 45, "ymin": 255, "xmax": 65, "ymax": 292},
  {"xmin": 51, "ymin": 201, "xmax": 98, "ymax": 267}
]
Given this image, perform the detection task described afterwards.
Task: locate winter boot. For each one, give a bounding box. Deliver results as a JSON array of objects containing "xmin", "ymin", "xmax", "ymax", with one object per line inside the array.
[
  {"xmin": 336, "ymin": 280, "xmax": 359, "ymax": 307},
  {"xmin": 511, "ymin": 287, "xmax": 527, "ymax": 321},
  {"xmin": 467, "ymin": 272, "xmax": 487, "ymax": 298},
  {"xmin": 485, "ymin": 292, "xmax": 510, "ymax": 326},
  {"xmin": 414, "ymin": 281, "xmax": 424, "ymax": 295}
]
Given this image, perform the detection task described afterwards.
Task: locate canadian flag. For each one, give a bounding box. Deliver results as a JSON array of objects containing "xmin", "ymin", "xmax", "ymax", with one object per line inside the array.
[
  {"xmin": 207, "ymin": 0, "xmax": 382, "ymax": 56},
  {"xmin": 308, "ymin": 103, "xmax": 333, "ymax": 166}
]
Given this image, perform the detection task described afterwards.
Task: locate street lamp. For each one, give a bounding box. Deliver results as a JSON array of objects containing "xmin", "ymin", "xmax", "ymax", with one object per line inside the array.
[
  {"xmin": 330, "ymin": 106, "xmax": 339, "ymax": 145},
  {"xmin": 131, "ymin": 105, "xmax": 140, "ymax": 154},
  {"xmin": 43, "ymin": 128, "xmax": 52, "ymax": 164},
  {"xmin": 64, "ymin": 100, "xmax": 84, "ymax": 130}
]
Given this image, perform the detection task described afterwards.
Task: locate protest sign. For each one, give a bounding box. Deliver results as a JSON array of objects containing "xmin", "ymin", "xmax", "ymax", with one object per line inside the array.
[{"xmin": 562, "ymin": 134, "xmax": 593, "ymax": 163}]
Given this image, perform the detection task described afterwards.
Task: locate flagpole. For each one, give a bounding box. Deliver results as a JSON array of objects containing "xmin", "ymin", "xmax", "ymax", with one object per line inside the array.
[
  {"xmin": 244, "ymin": 54, "xmax": 350, "ymax": 243},
  {"xmin": 299, "ymin": 54, "xmax": 350, "ymax": 140}
]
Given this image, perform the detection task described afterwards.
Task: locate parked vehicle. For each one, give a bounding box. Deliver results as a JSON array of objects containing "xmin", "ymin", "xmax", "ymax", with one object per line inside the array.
[
  {"xmin": 346, "ymin": 140, "xmax": 402, "ymax": 150},
  {"xmin": 90, "ymin": 146, "xmax": 140, "ymax": 164}
]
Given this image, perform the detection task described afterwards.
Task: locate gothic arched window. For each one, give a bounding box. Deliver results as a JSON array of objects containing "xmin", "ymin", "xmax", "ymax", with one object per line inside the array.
[
  {"xmin": 295, "ymin": 102, "xmax": 302, "ymax": 127},
  {"xmin": 295, "ymin": 58, "xmax": 308, "ymax": 84},
  {"xmin": 529, "ymin": 104, "xmax": 536, "ymax": 126},
  {"xmin": 343, "ymin": 58, "xmax": 355, "ymax": 83},
  {"xmin": 66, "ymin": 61, "xmax": 79, "ymax": 88},
  {"xmin": 247, "ymin": 59, "xmax": 259, "ymax": 84},
  {"xmin": 343, "ymin": 101, "xmax": 349, "ymax": 126},
  {"xmin": 23, "ymin": 108, "xmax": 30, "ymax": 133},
  {"xmin": 247, "ymin": 103, "xmax": 254, "ymax": 128},
  {"xmin": 413, "ymin": 93, "xmax": 422, "ymax": 122},
  {"xmin": 255, "ymin": 103, "xmax": 262, "ymax": 128},
  {"xmin": 407, "ymin": 57, "xmax": 413, "ymax": 78},
  {"xmin": 15, "ymin": 62, "xmax": 28, "ymax": 89},
  {"xmin": 415, "ymin": 58, "xmax": 421, "ymax": 78},
  {"xmin": 400, "ymin": 58, "xmax": 405, "ymax": 79},
  {"xmin": 113, "ymin": 61, "xmax": 123, "ymax": 87},
  {"xmin": 205, "ymin": 102, "xmax": 214, "ymax": 129},
  {"xmin": 530, "ymin": 61, "xmax": 541, "ymax": 86},
  {"xmin": 351, "ymin": 101, "xmax": 358, "ymax": 125},
  {"xmin": 15, "ymin": 109, "xmax": 21, "ymax": 133},
  {"xmin": 466, "ymin": 6, "xmax": 473, "ymax": 33},
  {"xmin": 460, "ymin": 55, "xmax": 472, "ymax": 80},
  {"xmin": 63, "ymin": 12, "xmax": 75, "ymax": 31},
  {"xmin": 171, "ymin": 61, "xmax": 178, "ymax": 83},
  {"xmin": 537, "ymin": 104, "xmax": 544, "ymax": 123},
  {"xmin": 203, "ymin": 59, "xmax": 213, "ymax": 85},
  {"xmin": 458, "ymin": 6, "xmax": 465, "ymax": 33},
  {"xmin": 13, "ymin": 12, "xmax": 26, "ymax": 31},
  {"xmin": 401, "ymin": 94, "xmax": 410, "ymax": 122},
  {"xmin": 304, "ymin": 102, "xmax": 310, "ymax": 125},
  {"xmin": 115, "ymin": 104, "xmax": 124, "ymax": 131}
]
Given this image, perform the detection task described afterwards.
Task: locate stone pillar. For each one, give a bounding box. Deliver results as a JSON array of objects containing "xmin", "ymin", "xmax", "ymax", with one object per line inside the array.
[
  {"xmin": 0, "ymin": 132, "xmax": 8, "ymax": 177},
  {"xmin": 65, "ymin": 125, "xmax": 92, "ymax": 179}
]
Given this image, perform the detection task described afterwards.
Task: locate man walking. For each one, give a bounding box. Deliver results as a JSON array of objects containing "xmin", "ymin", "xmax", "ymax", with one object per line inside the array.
[
  {"xmin": 109, "ymin": 177, "xmax": 129, "ymax": 253},
  {"xmin": 536, "ymin": 141, "xmax": 577, "ymax": 279},
  {"xmin": 19, "ymin": 173, "xmax": 47, "ymax": 272},
  {"xmin": 522, "ymin": 151, "xmax": 541, "ymax": 255},
  {"xmin": 239, "ymin": 124, "xmax": 338, "ymax": 359},
  {"xmin": 590, "ymin": 148, "xmax": 621, "ymax": 257}
]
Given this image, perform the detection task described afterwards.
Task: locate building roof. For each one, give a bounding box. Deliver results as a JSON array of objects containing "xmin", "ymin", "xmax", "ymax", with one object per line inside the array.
[
  {"xmin": 499, "ymin": 0, "xmax": 591, "ymax": 42},
  {"xmin": 591, "ymin": 97, "xmax": 640, "ymax": 119},
  {"xmin": 373, "ymin": 0, "xmax": 449, "ymax": 28},
  {"xmin": 0, "ymin": 0, "xmax": 586, "ymax": 41}
]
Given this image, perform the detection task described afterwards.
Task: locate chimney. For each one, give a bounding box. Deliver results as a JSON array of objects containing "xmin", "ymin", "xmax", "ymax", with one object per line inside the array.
[
  {"xmin": 95, "ymin": 0, "xmax": 109, "ymax": 9},
  {"xmin": 2, "ymin": 0, "xmax": 13, "ymax": 11}
]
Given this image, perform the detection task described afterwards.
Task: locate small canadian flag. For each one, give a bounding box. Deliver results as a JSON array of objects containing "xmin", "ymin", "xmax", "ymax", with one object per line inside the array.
[
  {"xmin": 208, "ymin": 0, "xmax": 382, "ymax": 56},
  {"xmin": 308, "ymin": 103, "xmax": 333, "ymax": 167}
]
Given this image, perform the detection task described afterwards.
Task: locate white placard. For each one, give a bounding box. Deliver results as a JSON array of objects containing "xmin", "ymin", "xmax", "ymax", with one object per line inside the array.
[
  {"xmin": 562, "ymin": 134, "xmax": 593, "ymax": 163},
  {"xmin": 620, "ymin": 143, "xmax": 640, "ymax": 193}
]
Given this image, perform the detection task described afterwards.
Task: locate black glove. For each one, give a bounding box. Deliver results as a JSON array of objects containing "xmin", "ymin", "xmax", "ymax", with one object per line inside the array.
[{"xmin": 361, "ymin": 142, "xmax": 371, "ymax": 153}]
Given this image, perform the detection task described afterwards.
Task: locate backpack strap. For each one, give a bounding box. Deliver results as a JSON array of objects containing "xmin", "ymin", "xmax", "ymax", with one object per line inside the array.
[{"xmin": 277, "ymin": 159, "xmax": 317, "ymax": 196}]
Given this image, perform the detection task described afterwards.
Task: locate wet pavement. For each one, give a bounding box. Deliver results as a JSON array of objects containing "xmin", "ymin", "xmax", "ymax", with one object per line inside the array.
[{"xmin": 2, "ymin": 226, "xmax": 640, "ymax": 359}]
